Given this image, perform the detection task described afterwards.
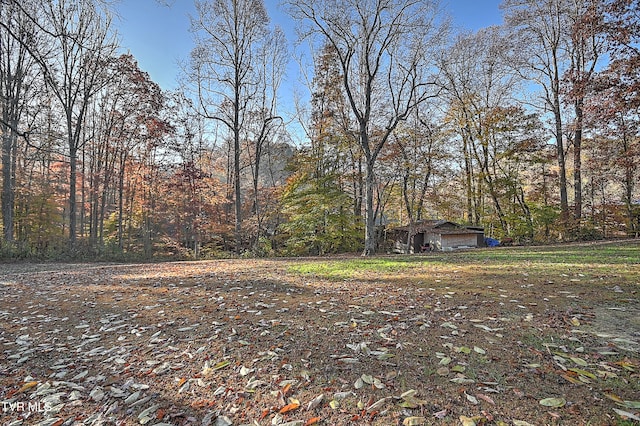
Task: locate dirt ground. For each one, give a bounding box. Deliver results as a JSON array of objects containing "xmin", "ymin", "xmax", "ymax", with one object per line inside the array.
[{"xmin": 1, "ymin": 247, "xmax": 639, "ymax": 425}]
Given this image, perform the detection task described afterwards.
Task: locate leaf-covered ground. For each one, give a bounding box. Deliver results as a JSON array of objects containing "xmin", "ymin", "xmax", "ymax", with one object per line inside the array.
[{"xmin": 1, "ymin": 241, "xmax": 639, "ymax": 426}]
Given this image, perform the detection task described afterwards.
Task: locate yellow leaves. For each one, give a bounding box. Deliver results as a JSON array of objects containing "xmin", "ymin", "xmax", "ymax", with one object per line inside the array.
[
  {"xmin": 561, "ymin": 373, "xmax": 583, "ymax": 385},
  {"xmin": 568, "ymin": 368, "xmax": 596, "ymax": 380},
  {"xmin": 615, "ymin": 359, "xmax": 637, "ymax": 372},
  {"xmin": 213, "ymin": 359, "xmax": 232, "ymax": 370},
  {"xmin": 606, "ymin": 394, "xmax": 640, "ymax": 410},
  {"xmin": 459, "ymin": 415, "xmax": 482, "ymax": 426},
  {"xmin": 403, "ymin": 417, "xmax": 427, "ymax": 425},
  {"xmin": 17, "ymin": 381, "xmax": 38, "ymax": 394}
]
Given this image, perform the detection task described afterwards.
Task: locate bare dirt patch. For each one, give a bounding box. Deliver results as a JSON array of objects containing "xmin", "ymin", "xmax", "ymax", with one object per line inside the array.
[{"xmin": 1, "ymin": 244, "xmax": 639, "ymax": 425}]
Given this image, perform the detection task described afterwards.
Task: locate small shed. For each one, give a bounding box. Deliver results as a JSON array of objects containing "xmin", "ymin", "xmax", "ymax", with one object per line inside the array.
[{"xmin": 389, "ymin": 220, "xmax": 485, "ymax": 253}]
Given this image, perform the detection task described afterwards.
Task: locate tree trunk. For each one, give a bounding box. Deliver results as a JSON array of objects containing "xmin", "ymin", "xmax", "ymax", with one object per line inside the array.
[
  {"xmin": 553, "ymin": 94, "xmax": 569, "ymax": 221},
  {"xmin": 363, "ymin": 159, "xmax": 376, "ymax": 255},
  {"xmin": 1, "ymin": 130, "xmax": 16, "ymax": 243},
  {"xmin": 462, "ymin": 135, "xmax": 475, "ymax": 225},
  {"xmin": 117, "ymin": 152, "xmax": 126, "ymax": 250},
  {"xmin": 69, "ymin": 142, "xmax": 78, "ymax": 248},
  {"xmin": 234, "ymin": 126, "xmax": 242, "ymax": 253},
  {"xmin": 573, "ymin": 98, "xmax": 583, "ymax": 222}
]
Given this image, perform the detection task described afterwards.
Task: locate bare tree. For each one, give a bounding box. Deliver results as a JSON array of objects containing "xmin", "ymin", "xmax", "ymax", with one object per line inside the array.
[
  {"xmin": 188, "ymin": 0, "xmax": 283, "ymax": 253},
  {"xmin": 286, "ymin": 0, "xmax": 448, "ymax": 255},
  {"xmin": 245, "ymin": 26, "xmax": 287, "ymax": 245},
  {"xmin": 24, "ymin": 0, "xmax": 118, "ymax": 248},
  {"xmin": 438, "ymin": 27, "xmax": 519, "ymax": 232},
  {"xmin": 502, "ymin": 0, "xmax": 572, "ymax": 223},
  {"xmin": 0, "ymin": 1, "xmax": 37, "ymax": 245},
  {"xmin": 564, "ymin": 0, "xmax": 605, "ymax": 222}
]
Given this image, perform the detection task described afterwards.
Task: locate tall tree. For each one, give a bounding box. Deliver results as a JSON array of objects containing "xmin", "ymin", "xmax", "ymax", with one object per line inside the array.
[
  {"xmin": 587, "ymin": 0, "xmax": 640, "ymax": 235},
  {"xmin": 84, "ymin": 54, "xmax": 164, "ymax": 251},
  {"xmin": 286, "ymin": 0, "xmax": 448, "ymax": 254},
  {"xmin": 244, "ymin": 27, "xmax": 287, "ymax": 245},
  {"xmin": 27, "ymin": 0, "xmax": 118, "ymax": 248},
  {"xmin": 0, "ymin": 1, "xmax": 36, "ymax": 245},
  {"xmin": 188, "ymin": 0, "xmax": 282, "ymax": 253},
  {"xmin": 438, "ymin": 27, "xmax": 518, "ymax": 232},
  {"xmin": 502, "ymin": 0, "xmax": 572, "ymax": 222},
  {"xmin": 563, "ymin": 0, "xmax": 605, "ymax": 222}
]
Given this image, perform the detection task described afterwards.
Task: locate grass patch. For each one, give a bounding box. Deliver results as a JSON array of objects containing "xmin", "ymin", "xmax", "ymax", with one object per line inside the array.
[
  {"xmin": 287, "ymin": 256, "xmax": 425, "ymax": 280},
  {"xmin": 287, "ymin": 240, "xmax": 640, "ymax": 281}
]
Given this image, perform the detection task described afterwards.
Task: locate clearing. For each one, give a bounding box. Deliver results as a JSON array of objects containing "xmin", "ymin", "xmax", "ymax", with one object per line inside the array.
[{"xmin": 1, "ymin": 241, "xmax": 639, "ymax": 425}]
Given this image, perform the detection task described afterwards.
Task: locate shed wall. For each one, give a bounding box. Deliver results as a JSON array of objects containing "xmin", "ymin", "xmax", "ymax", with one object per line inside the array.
[{"xmin": 441, "ymin": 234, "xmax": 478, "ymax": 248}]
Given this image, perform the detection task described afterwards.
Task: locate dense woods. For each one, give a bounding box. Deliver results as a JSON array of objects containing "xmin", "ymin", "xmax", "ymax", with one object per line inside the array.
[{"xmin": 0, "ymin": 0, "xmax": 638, "ymax": 260}]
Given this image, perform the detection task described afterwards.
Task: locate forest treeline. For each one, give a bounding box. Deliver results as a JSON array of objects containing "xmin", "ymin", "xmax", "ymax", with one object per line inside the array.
[{"xmin": 0, "ymin": 0, "xmax": 638, "ymax": 260}]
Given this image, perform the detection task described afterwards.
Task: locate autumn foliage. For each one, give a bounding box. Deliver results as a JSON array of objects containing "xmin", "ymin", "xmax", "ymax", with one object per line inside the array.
[{"xmin": 1, "ymin": 0, "xmax": 640, "ymax": 260}]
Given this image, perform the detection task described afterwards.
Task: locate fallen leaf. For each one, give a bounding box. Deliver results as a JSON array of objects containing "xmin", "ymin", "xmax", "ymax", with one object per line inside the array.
[
  {"xmin": 459, "ymin": 415, "xmax": 476, "ymax": 426},
  {"xmin": 403, "ymin": 417, "xmax": 426, "ymax": 425},
  {"xmin": 240, "ymin": 366, "xmax": 254, "ymax": 376},
  {"xmin": 539, "ymin": 397, "xmax": 566, "ymax": 408},
  {"xmin": 604, "ymin": 393, "xmax": 625, "ymax": 403},
  {"xmin": 450, "ymin": 377, "xmax": 475, "ymax": 384},
  {"xmin": 367, "ymin": 397, "xmax": 391, "ymax": 412},
  {"xmin": 306, "ymin": 394, "xmax": 324, "ymax": 411},
  {"xmin": 213, "ymin": 360, "xmax": 231, "ymax": 370},
  {"xmin": 279, "ymin": 401, "xmax": 300, "ymax": 414},
  {"xmin": 476, "ymin": 393, "xmax": 495, "ymax": 405},
  {"xmin": 561, "ymin": 374, "xmax": 583, "ymax": 385},
  {"xmin": 569, "ymin": 356, "xmax": 588, "ymax": 367},
  {"xmin": 282, "ymin": 382, "xmax": 293, "ymax": 396},
  {"xmin": 465, "ymin": 393, "xmax": 478, "ymax": 404},
  {"xmin": 473, "ymin": 346, "xmax": 486, "ymax": 355},
  {"xmin": 433, "ymin": 409, "xmax": 447, "ymax": 419},
  {"xmin": 620, "ymin": 400, "xmax": 640, "ymax": 409},
  {"xmin": 613, "ymin": 408, "xmax": 640, "ymax": 421},
  {"xmin": 436, "ymin": 367, "xmax": 450, "ymax": 376},
  {"xmin": 17, "ymin": 381, "xmax": 38, "ymax": 393}
]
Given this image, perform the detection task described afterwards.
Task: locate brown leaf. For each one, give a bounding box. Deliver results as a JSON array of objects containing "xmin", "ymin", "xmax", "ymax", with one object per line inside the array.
[
  {"xmin": 476, "ymin": 393, "xmax": 496, "ymax": 405},
  {"xmin": 279, "ymin": 401, "xmax": 301, "ymax": 414}
]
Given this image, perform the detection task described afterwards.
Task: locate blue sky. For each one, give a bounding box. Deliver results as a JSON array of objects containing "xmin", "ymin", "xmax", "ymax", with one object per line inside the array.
[{"xmin": 115, "ymin": 0, "xmax": 504, "ymax": 93}]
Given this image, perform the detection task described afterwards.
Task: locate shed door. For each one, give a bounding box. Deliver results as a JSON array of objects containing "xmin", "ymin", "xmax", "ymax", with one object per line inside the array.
[{"xmin": 414, "ymin": 232, "xmax": 424, "ymax": 252}]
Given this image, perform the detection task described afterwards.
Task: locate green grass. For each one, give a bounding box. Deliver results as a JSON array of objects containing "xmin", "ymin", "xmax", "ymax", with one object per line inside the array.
[
  {"xmin": 287, "ymin": 257, "xmax": 423, "ymax": 280},
  {"xmin": 287, "ymin": 241, "xmax": 640, "ymax": 281},
  {"xmin": 462, "ymin": 243, "xmax": 640, "ymax": 265}
]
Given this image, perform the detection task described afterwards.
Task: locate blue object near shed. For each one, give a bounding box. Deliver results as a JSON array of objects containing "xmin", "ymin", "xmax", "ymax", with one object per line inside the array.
[{"xmin": 484, "ymin": 237, "xmax": 500, "ymax": 247}]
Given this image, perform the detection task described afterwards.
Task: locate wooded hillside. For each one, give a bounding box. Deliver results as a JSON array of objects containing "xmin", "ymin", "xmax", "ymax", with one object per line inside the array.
[{"xmin": 1, "ymin": 0, "xmax": 639, "ymax": 259}]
